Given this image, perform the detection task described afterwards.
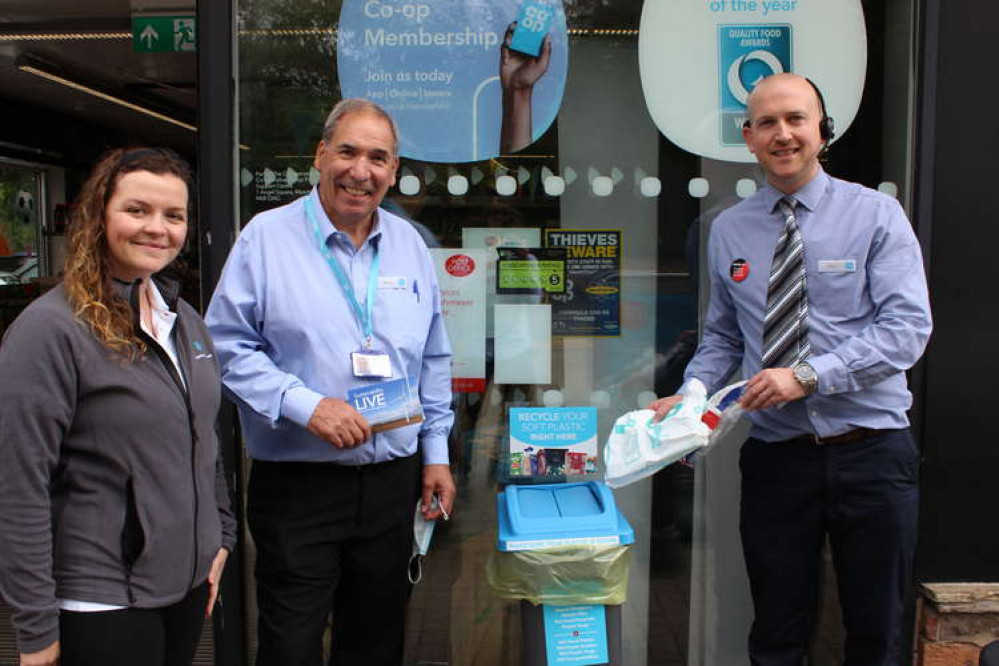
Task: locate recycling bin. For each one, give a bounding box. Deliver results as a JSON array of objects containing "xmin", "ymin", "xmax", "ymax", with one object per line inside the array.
[{"xmin": 487, "ymin": 481, "xmax": 634, "ymax": 666}]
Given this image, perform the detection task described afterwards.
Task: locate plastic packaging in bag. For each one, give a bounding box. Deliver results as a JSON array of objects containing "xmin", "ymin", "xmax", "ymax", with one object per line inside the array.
[
  {"xmin": 682, "ymin": 380, "xmax": 748, "ymax": 467},
  {"xmin": 603, "ymin": 380, "xmax": 709, "ymax": 489},
  {"xmin": 701, "ymin": 380, "xmax": 747, "ymax": 436},
  {"xmin": 486, "ymin": 543, "xmax": 631, "ymax": 606}
]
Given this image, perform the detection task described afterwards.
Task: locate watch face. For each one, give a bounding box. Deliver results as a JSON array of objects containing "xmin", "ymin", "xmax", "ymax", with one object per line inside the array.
[{"xmin": 795, "ymin": 363, "xmax": 817, "ymax": 386}]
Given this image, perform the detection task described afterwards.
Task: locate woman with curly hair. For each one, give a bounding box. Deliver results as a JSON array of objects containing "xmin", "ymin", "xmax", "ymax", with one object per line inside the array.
[{"xmin": 0, "ymin": 147, "xmax": 236, "ymax": 666}]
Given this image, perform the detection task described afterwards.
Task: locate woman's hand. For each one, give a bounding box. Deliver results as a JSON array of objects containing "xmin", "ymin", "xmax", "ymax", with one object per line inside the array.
[
  {"xmin": 21, "ymin": 640, "xmax": 59, "ymax": 666},
  {"xmin": 499, "ymin": 22, "xmax": 553, "ymax": 153},
  {"xmin": 205, "ymin": 547, "xmax": 229, "ymax": 618},
  {"xmin": 500, "ymin": 23, "xmax": 552, "ymax": 92}
]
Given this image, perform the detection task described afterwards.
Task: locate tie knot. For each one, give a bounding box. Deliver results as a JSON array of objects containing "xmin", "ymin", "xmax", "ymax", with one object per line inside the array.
[{"xmin": 778, "ymin": 196, "xmax": 797, "ymax": 223}]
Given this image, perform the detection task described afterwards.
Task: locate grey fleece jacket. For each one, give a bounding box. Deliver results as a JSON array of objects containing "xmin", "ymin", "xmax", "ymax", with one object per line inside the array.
[{"xmin": 0, "ymin": 277, "xmax": 237, "ymax": 653}]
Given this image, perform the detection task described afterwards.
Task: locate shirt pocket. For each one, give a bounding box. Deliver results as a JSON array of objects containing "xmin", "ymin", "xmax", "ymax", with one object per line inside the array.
[
  {"xmin": 376, "ymin": 288, "xmax": 431, "ymax": 353},
  {"xmin": 807, "ymin": 260, "xmax": 867, "ymax": 322}
]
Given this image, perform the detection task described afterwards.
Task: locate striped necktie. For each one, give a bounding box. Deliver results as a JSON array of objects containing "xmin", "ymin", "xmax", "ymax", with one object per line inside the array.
[{"xmin": 761, "ymin": 196, "xmax": 811, "ymax": 368}]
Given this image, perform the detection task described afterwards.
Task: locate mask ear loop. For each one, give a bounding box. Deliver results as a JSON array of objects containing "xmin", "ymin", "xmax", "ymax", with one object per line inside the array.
[
  {"xmin": 409, "ymin": 497, "xmax": 425, "ymax": 584},
  {"xmin": 408, "ymin": 553, "xmax": 423, "ymax": 584}
]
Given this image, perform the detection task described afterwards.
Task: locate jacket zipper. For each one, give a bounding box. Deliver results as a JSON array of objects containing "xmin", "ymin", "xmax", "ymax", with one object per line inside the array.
[{"xmin": 130, "ymin": 283, "xmax": 203, "ymax": 594}]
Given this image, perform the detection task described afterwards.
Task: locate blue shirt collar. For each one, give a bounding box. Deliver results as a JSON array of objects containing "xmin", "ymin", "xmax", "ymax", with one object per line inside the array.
[
  {"xmin": 761, "ymin": 167, "xmax": 830, "ymax": 215},
  {"xmin": 308, "ymin": 187, "xmax": 383, "ymax": 248}
]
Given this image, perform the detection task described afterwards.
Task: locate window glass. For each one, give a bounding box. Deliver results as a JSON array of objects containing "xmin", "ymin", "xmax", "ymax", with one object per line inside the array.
[
  {"xmin": 0, "ymin": 163, "xmax": 45, "ymax": 339},
  {"xmin": 235, "ymin": 1, "xmax": 915, "ymax": 663},
  {"xmin": 0, "ymin": 165, "xmax": 40, "ymax": 265}
]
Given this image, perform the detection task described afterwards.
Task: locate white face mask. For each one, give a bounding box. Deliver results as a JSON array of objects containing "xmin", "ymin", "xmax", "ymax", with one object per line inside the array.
[{"xmin": 408, "ymin": 497, "xmax": 438, "ymax": 584}]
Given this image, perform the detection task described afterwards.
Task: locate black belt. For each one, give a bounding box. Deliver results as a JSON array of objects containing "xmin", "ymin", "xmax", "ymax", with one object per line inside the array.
[{"xmin": 780, "ymin": 427, "xmax": 888, "ymax": 445}]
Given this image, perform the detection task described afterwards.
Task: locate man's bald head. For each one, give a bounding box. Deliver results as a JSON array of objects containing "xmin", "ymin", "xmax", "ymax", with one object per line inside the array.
[{"xmin": 745, "ymin": 73, "xmax": 823, "ymax": 126}]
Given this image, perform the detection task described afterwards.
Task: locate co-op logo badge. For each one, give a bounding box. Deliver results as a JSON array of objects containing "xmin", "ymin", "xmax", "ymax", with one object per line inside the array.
[{"xmin": 718, "ymin": 24, "xmax": 792, "ymax": 146}]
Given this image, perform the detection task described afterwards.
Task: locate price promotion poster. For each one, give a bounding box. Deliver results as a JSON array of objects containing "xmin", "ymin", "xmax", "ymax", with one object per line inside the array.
[
  {"xmin": 337, "ymin": 0, "xmax": 569, "ymax": 162},
  {"xmin": 544, "ymin": 229, "xmax": 621, "ymax": 337},
  {"xmin": 508, "ymin": 407, "xmax": 598, "ymax": 479},
  {"xmin": 429, "ymin": 249, "xmax": 487, "ymax": 393}
]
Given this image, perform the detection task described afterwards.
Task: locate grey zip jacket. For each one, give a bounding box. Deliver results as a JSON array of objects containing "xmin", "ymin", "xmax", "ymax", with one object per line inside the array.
[{"xmin": 0, "ymin": 276, "xmax": 237, "ymax": 654}]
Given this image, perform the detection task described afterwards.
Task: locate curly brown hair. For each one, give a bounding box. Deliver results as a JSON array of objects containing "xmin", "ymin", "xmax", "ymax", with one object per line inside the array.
[{"xmin": 63, "ymin": 147, "xmax": 193, "ymax": 358}]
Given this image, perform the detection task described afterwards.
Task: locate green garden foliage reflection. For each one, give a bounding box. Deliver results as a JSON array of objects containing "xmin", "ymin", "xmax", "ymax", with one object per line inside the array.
[
  {"xmin": 0, "ymin": 168, "xmax": 39, "ymax": 257},
  {"xmin": 238, "ymin": 0, "xmax": 344, "ymax": 224}
]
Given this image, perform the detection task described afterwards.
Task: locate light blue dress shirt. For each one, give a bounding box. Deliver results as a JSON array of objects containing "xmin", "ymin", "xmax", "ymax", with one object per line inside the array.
[
  {"xmin": 685, "ymin": 169, "xmax": 932, "ymax": 442},
  {"xmin": 206, "ymin": 189, "xmax": 454, "ymax": 464}
]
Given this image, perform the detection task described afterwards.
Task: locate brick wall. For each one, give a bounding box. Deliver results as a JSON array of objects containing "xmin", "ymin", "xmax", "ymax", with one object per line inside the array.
[{"xmin": 916, "ymin": 583, "xmax": 999, "ymax": 666}]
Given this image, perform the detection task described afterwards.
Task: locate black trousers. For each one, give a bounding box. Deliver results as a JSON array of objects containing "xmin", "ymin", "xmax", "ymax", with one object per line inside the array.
[
  {"xmin": 59, "ymin": 584, "xmax": 209, "ymax": 666},
  {"xmin": 739, "ymin": 429, "xmax": 919, "ymax": 666},
  {"xmin": 248, "ymin": 454, "xmax": 422, "ymax": 666},
  {"xmin": 981, "ymin": 640, "xmax": 999, "ymax": 666}
]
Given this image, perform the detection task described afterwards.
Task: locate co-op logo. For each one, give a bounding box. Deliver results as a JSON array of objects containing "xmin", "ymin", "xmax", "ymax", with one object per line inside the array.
[{"xmin": 718, "ymin": 24, "xmax": 792, "ymax": 145}]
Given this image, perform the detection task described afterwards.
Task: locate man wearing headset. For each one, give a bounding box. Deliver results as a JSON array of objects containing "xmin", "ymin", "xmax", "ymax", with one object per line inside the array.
[{"xmin": 649, "ymin": 73, "xmax": 931, "ymax": 665}]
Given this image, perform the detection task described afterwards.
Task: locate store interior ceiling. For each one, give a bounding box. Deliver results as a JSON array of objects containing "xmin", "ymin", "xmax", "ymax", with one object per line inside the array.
[{"xmin": 0, "ymin": 0, "xmax": 198, "ymax": 159}]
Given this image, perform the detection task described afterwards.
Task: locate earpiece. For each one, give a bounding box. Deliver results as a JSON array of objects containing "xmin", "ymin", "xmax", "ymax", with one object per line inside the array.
[{"xmin": 806, "ymin": 78, "xmax": 835, "ymax": 143}]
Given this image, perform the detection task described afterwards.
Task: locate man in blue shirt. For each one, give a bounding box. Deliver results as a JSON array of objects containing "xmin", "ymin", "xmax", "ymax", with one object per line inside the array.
[
  {"xmin": 650, "ymin": 74, "xmax": 931, "ymax": 665},
  {"xmin": 206, "ymin": 98, "xmax": 455, "ymax": 666}
]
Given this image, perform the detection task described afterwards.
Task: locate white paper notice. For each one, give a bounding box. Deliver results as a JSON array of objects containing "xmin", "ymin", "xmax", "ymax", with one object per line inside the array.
[
  {"xmin": 430, "ymin": 249, "xmax": 487, "ymax": 393},
  {"xmin": 494, "ymin": 304, "xmax": 551, "ymax": 385}
]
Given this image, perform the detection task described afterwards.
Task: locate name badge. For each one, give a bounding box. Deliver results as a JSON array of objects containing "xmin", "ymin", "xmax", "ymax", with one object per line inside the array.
[
  {"xmin": 351, "ymin": 350, "xmax": 392, "ymax": 379},
  {"xmin": 378, "ymin": 276, "xmax": 408, "ymax": 290},
  {"xmin": 818, "ymin": 259, "xmax": 857, "ymax": 273}
]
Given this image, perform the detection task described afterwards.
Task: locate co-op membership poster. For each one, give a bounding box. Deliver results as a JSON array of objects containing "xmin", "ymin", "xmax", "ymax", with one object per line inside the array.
[{"xmin": 337, "ymin": 0, "xmax": 568, "ymax": 162}]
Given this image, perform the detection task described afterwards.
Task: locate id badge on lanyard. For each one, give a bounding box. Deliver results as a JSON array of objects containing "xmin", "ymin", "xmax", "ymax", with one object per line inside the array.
[{"xmin": 351, "ymin": 349, "xmax": 392, "ymax": 379}]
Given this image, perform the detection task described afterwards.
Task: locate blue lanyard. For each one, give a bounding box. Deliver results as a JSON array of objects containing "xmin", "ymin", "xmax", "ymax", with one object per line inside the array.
[{"xmin": 305, "ymin": 197, "xmax": 380, "ymax": 349}]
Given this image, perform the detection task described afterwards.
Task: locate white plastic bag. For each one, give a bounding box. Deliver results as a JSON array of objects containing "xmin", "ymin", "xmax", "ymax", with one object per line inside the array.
[{"xmin": 603, "ymin": 380, "xmax": 710, "ymax": 489}]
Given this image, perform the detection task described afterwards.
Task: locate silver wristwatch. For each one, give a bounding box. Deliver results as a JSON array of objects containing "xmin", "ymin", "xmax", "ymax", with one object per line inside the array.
[{"xmin": 793, "ymin": 361, "xmax": 818, "ymax": 395}]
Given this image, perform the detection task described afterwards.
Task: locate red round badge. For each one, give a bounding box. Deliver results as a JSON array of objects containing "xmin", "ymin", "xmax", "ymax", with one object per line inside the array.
[
  {"xmin": 445, "ymin": 254, "xmax": 475, "ymax": 277},
  {"xmin": 730, "ymin": 258, "xmax": 749, "ymax": 282}
]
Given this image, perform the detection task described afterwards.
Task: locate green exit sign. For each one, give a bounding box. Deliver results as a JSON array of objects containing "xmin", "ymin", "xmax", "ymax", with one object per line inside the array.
[{"xmin": 132, "ymin": 15, "xmax": 196, "ymax": 53}]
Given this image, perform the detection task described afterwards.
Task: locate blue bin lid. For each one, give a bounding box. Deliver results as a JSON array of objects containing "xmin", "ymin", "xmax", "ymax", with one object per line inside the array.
[{"xmin": 496, "ymin": 481, "xmax": 634, "ymax": 551}]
